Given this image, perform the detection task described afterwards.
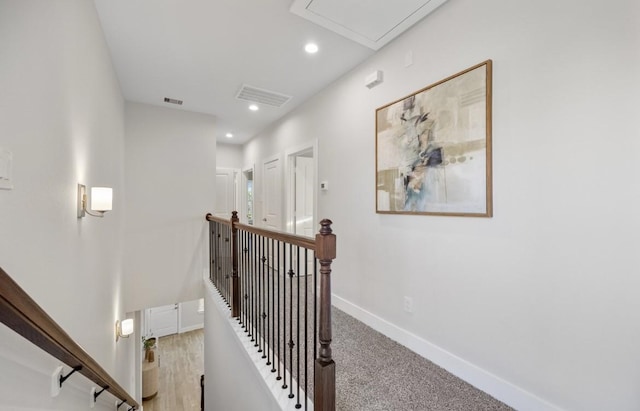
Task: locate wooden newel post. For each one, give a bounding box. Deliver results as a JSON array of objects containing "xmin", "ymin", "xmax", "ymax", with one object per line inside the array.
[
  {"xmin": 314, "ymin": 219, "xmax": 336, "ymax": 411},
  {"xmin": 230, "ymin": 211, "xmax": 240, "ymax": 318}
]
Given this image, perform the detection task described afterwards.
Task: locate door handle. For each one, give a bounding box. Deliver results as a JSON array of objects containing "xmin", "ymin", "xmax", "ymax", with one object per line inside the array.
[{"xmin": 262, "ymin": 218, "xmax": 267, "ymax": 221}]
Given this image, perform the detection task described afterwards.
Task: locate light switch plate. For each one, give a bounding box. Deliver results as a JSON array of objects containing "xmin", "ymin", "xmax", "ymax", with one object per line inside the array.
[{"xmin": 0, "ymin": 147, "xmax": 13, "ymax": 190}]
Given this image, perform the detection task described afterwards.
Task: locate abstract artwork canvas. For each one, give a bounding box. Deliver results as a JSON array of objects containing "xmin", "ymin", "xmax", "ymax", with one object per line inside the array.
[{"xmin": 376, "ymin": 60, "xmax": 493, "ymax": 217}]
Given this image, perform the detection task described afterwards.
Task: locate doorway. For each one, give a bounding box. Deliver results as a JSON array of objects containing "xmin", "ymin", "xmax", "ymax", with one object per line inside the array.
[
  {"xmin": 286, "ymin": 141, "xmax": 317, "ymax": 237},
  {"xmin": 241, "ymin": 166, "xmax": 254, "ymax": 225}
]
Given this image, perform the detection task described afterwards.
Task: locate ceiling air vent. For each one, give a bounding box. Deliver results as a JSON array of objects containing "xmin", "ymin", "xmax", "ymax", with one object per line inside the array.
[
  {"xmin": 163, "ymin": 97, "xmax": 183, "ymax": 105},
  {"xmin": 236, "ymin": 85, "xmax": 291, "ymax": 108}
]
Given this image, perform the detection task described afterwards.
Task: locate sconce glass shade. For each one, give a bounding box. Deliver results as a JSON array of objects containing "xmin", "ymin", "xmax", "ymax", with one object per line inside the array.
[
  {"xmin": 116, "ymin": 318, "xmax": 134, "ymax": 341},
  {"xmin": 121, "ymin": 318, "xmax": 134, "ymax": 336},
  {"xmin": 91, "ymin": 187, "xmax": 112, "ymax": 212}
]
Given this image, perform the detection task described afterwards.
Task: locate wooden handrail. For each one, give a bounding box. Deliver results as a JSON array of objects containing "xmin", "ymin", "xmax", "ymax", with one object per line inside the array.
[
  {"xmin": 205, "ymin": 213, "xmax": 232, "ymax": 226},
  {"xmin": 0, "ymin": 267, "xmax": 139, "ymax": 410},
  {"xmin": 205, "ymin": 213, "xmax": 317, "ymax": 251}
]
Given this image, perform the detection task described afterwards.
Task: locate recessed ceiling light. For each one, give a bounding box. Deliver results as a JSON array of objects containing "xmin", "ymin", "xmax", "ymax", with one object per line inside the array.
[
  {"xmin": 249, "ymin": 104, "xmax": 259, "ymax": 111},
  {"xmin": 305, "ymin": 43, "xmax": 319, "ymax": 54},
  {"xmin": 225, "ymin": 133, "xmax": 233, "ymax": 138}
]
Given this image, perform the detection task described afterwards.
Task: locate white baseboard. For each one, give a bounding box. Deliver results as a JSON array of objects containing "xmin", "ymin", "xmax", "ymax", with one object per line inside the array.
[
  {"xmin": 180, "ymin": 323, "xmax": 204, "ymax": 334},
  {"xmin": 332, "ymin": 294, "xmax": 562, "ymax": 411}
]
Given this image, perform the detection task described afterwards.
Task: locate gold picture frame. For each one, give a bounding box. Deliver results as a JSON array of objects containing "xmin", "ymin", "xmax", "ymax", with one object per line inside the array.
[{"xmin": 375, "ymin": 60, "xmax": 493, "ymax": 217}]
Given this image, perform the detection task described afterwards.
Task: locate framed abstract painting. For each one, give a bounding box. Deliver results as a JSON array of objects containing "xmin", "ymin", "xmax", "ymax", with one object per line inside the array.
[{"xmin": 375, "ymin": 60, "xmax": 493, "ymax": 217}]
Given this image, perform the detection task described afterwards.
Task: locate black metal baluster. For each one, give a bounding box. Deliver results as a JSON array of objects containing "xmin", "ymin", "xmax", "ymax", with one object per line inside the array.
[
  {"xmin": 261, "ymin": 235, "xmax": 267, "ymax": 358},
  {"xmin": 219, "ymin": 223, "xmax": 223, "ymax": 299},
  {"xmin": 304, "ymin": 247, "xmax": 309, "ymax": 411},
  {"xmin": 251, "ymin": 232, "xmax": 256, "ymax": 338},
  {"xmin": 243, "ymin": 230, "xmax": 247, "ymax": 327},
  {"xmin": 282, "ymin": 243, "xmax": 288, "ymax": 390},
  {"xmin": 254, "ymin": 232, "xmax": 259, "ymax": 344},
  {"xmin": 288, "ymin": 243, "xmax": 294, "ymax": 399},
  {"xmin": 238, "ymin": 230, "xmax": 242, "ymax": 325},
  {"xmin": 211, "ymin": 222, "xmax": 216, "ymax": 286},
  {"xmin": 295, "ymin": 245, "xmax": 301, "ymax": 408},
  {"xmin": 222, "ymin": 223, "xmax": 226, "ymax": 301},
  {"xmin": 227, "ymin": 224, "xmax": 231, "ymax": 304},
  {"xmin": 246, "ymin": 231, "xmax": 251, "ymax": 334},
  {"xmin": 258, "ymin": 235, "xmax": 262, "ymax": 346},
  {"xmin": 225, "ymin": 224, "xmax": 228, "ymax": 303},
  {"xmin": 277, "ymin": 240, "xmax": 282, "ymax": 381},
  {"xmin": 220, "ymin": 224, "xmax": 224, "ymax": 300},
  {"xmin": 209, "ymin": 221, "xmax": 215, "ymax": 282},
  {"xmin": 217, "ymin": 223, "xmax": 221, "ymax": 294},
  {"xmin": 269, "ymin": 237, "xmax": 275, "ymax": 370}
]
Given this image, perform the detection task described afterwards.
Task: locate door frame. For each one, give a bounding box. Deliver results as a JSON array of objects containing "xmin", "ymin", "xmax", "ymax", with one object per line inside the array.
[
  {"xmin": 240, "ymin": 164, "xmax": 255, "ymax": 224},
  {"xmin": 284, "ymin": 139, "xmax": 318, "ymax": 237}
]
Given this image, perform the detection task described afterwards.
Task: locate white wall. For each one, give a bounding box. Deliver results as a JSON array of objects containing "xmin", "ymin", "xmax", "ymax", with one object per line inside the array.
[
  {"xmin": 124, "ymin": 102, "xmax": 216, "ymax": 311},
  {"xmin": 242, "ymin": 0, "xmax": 640, "ymax": 409},
  {"xmin": 179, "ymin": 298, "xmax": 204, "ymax": 333},
  {"xmin": 0, "ymin": 0, "xmax": 135, "ymax": 409},
  {"xmin": 217, "ymin": 143, "xmax": 244, "ymax": 169}
]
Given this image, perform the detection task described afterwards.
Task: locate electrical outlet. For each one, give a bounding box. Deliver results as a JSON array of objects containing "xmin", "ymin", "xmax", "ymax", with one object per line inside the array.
[{"xmin": 403, "ymin": 296, "xmax": 413, "ymax": 313}]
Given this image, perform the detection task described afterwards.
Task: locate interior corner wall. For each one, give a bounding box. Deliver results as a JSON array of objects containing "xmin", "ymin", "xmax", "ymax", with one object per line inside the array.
[
  {"xmin": 179, "ymin": 299, "xmax": 204, "ymax": 333},
  {"xmin": 0, "ymin": 1, "xmax": 134, "ymax": 409},
  {"xmin": 123, "ymin": 102, "xmax": 216, "ymax": 311},
  {"xmin": 242, "ymin": 0, "xmax": 640, "ymax": 409},
  {"xmin": 217, "ymin": 142, "xmax": 244, "ymax": 169}
]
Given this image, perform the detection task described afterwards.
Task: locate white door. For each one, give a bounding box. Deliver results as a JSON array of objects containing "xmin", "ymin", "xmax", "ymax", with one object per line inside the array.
[
  {"xmin": 294, "ymin": 156, "xmax": 314, "ymax": 237},
  {"xmin": 146, "ymin": 304, "xmax": 178, "ymax": 338},
  {"xmin": 215, "ymin": 168, "xmax": 237, "ymax": 219},
  {"xmin": 262, "ymin": 157, "xmax": 281, "ymax": 230}
]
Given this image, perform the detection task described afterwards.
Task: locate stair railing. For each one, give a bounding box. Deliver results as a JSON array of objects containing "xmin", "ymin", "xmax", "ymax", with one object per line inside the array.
[
  {"xmin": 206, "ymin": 211, "xmax": 336, "ymax": 411},
  {"xmin": 0, "ymin": 266, "xmax": 139, "ymax": 410}
]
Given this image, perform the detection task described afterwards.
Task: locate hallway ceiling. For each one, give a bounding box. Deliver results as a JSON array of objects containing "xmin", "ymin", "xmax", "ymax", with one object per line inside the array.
[{"xmin": 94, "ymin": 0, "xmax": 447, "ymax": 145}]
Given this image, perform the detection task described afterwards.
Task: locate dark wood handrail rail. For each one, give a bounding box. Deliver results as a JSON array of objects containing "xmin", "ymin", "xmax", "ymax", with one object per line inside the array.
[
  {"xmin": 205, "ymin": 213, "xmax": 233, "ymax": 226},
  {"xmin": 205, "ymin": 213, "xmax": 317, "ymax": 251},
  {"xmin": 0, "ymin": 266, "xmax": 139, "ymax": 410}
]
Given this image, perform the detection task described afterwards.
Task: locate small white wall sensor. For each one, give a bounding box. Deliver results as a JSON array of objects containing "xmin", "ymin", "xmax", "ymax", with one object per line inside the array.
[{"xmin": 365, "ymin": 70, "xmax": 383, "ymax": 88}]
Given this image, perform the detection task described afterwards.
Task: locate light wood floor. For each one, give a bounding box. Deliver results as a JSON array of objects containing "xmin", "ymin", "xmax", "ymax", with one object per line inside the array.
[{"xmin": 142, "ymin": 329, "xmax": 204, "ymax": 411}]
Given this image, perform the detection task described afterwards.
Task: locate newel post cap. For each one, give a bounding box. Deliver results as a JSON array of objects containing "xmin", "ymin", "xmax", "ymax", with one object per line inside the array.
[{"xmin": 316, "ymin": 219, "xmax": 336, "ymax": 260}]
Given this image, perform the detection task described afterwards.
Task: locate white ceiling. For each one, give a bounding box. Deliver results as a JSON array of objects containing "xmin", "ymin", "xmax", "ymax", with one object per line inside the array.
[{"xmin": 93, "ymin": 0, "xmax": 446, "ymax": 145}]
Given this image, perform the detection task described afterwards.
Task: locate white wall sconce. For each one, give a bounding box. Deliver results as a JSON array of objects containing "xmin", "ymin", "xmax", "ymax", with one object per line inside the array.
[
  {"xmin": 77, "ymin": 184, "xmax": 112, "ymax": 218},
  {"xmin": 115, "ymin": 318, "xmax": 134, "ymax": 342}
]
